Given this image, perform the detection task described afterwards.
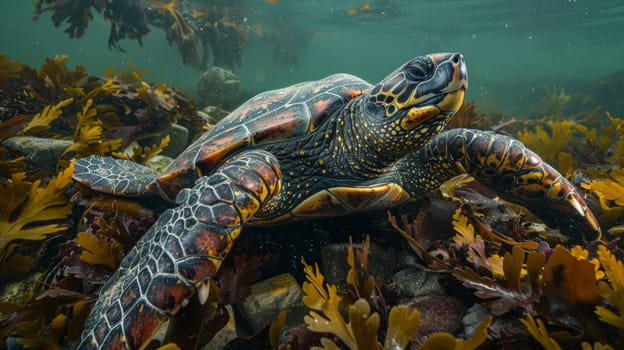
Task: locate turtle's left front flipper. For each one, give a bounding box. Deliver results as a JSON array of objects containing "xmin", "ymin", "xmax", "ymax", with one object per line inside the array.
[
  {"xmin": 397, "ymin": 128, "xmax": 600, "ymax": 240},
  {"xmin": 77, "ymin": 150, "xmax": 281, "ymax": 350}
]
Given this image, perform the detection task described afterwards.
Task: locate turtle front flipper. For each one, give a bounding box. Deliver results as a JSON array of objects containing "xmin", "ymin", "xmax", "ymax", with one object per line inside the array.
[
  {"xmin": 73, "ymin": 156, "xmax": 159, "ymax": 197},
  {"xmin": 397, "ymin": 128, "xmax": 600, "ymax": 240},
  {"xmin": 77, "ymin": 150, "xmax": 281, "ymax": 349}
]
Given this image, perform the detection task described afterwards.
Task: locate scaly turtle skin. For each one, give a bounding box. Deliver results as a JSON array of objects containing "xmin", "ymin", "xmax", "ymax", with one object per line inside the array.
[{"xmin": 73, "ymin": 53, "xmax": 600, "ymax": 349}]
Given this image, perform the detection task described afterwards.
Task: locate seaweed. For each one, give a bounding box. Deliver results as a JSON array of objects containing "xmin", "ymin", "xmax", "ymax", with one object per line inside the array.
[
  {"xmin": 0, "ymin": 163, "xmax": 73, "ymax": 272},
  {"xmin": 300, "ymin": 236, "xmax": 491, "ymax": 349},
  {"xmin": 453, "ymin": 245, "xmax": 542, "ymax": 316},
  {"xmin": 218, "ymin": 254, "xmax": 263, "ymax": 305},
  {"xmin": 594, "ymin": 245, "xmax": 624, "ymax": 336},
  {"xmin": 0, "ymin": 55, "xmax": 23, "ymax": 93},
  {"xmin": 579, "ymin": 167, "xmax": 624, "ymax": 231},
  {"xmin": 0, "ymin": 288, "xmax": 92, "ymax": 348},
  {"xmin": 32, "ymin": 1, "xmax": 249, "ymax": 70},
  {"xmin": 61, "ymin": 99, "xmax": 123, "ymax": 158},
  {"xmin": 451, "ymin": 205, "xmax": 479, "ymax": 245},
  {"xmin": 113, "ymin": 135, "xmax": 170, "ymax": 165},
  {"xmin": 74, "ymin": 232, "xmax": 124, "ymax": 271},
  {"xmin": 520, "ymin": 313, "xmax": 563, "ymax": 350},
  {"xmin": 0, "ymin": 55, "xmax": 202, "ymax": 154},
  {"xmin": 33, "ymin": 0, "xmax": 149, "ymax": 52},
  {"xmin": 454, "ymin": 243, "xmax": 601, "ymax": 323},
  {"xmin": 23, "ymin": 98, "xmax": 73, "ymax": 135},
  {"xmin": 517, "ymin": 120, "xmax": 575, "ymax": 165},
  {"xmin": 190, "ymin": 4, "xmax": 249, "ymax": 69},
  {"xmin": 386, "ymin": 165, "xmax": 620, "ymax": 347},
  {"xmin": 148, "ymin": 0, "xmax": 202, "ymax": 67},
  {"xmin": 301, "ymin": 258, "xmax": 419, "ymax": 349},
  {"xmin": 445, "ymin": 101, "xmax": 487, "ymax": 130}
]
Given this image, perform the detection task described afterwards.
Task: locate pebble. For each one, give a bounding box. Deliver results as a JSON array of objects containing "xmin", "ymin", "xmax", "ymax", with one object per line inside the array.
[
  {"xmin": 197, "ymin": 67, "xmax": 241, "ymax": 110},
  {"xmin": 203, "ymin": 305, "xmax": 237, "ymax": 350},
  {"xmin": 408, "ymin": 295, "xmax": 465, "ymax": 343},
  {"xmin": 236, "ymin": 273, "xmax": 305, "ymax": 337},
  {"xmin": 2, "ymin": 136, "xmax": 72, "ymax": 174},
  {"xmin": 391, "ymin": 265, "xmax": 445, "ymax": 298}
]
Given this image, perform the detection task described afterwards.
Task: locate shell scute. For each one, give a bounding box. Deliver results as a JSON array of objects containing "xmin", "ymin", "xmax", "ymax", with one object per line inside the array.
[{"xmin": 160, "ymin": 74, "xmax": 370, "ymax": 189}]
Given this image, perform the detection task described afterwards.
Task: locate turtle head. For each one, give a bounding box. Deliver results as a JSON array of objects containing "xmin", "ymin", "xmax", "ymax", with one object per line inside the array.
[{"xmin": 366, "ymin": 53, "xmax": 467, "ymax": 141}]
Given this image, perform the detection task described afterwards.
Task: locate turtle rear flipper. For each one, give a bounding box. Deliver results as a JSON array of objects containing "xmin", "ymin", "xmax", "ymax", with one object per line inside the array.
[{"xmin": 73, "ymin": 156, "xmax": 159, "ymax": 197}]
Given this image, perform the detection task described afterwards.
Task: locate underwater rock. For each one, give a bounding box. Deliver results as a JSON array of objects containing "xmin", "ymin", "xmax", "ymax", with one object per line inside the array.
[
  {"xmin": 462, "ymin": 303, "xmax": 490, "ymax": 337},
  {"xmin": 145, "ymin": 155, "xmax": 174, "ymax": 173},
  {"xmin": 236, "ymin": 273, "xmax": 305, "ymax": 337},
  {"xmin": 320, "ymin": 242, "xmax": 396, "ymax": 288},
  {"xmin": 197, "ymin": 67, "xmax": 241, "ymax": 110},
  {"xmin": 0, "ymin": 272, "xmax": 42, "ymax": 305},
  {"xmin": 2, "ymin": 136, "xmax": 72, "ymax": 174},
  {"xmin": 407, "ymin": 295, "xmax": 465, "ymax": 345},
  {"xmin": 203, "ymin": 305, "xmax": 237, "ymax": 350},
  {"xmin": 391, "ymin": 265, "xmax": 445, "ymax": 298}
]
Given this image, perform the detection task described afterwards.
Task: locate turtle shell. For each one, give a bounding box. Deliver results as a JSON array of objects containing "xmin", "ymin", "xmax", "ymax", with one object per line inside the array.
[{"xmin": 156, "ymin": 73, "xmax": 372, "ymax": 200}]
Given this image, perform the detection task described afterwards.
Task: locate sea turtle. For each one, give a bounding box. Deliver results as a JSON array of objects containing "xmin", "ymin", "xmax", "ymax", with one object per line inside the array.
[{"xmin": 73, "ymin": 53, "xmax": 600, "ymax": 349}]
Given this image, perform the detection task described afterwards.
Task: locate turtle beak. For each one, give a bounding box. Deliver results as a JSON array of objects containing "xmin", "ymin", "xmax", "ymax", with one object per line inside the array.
[
  {"xmin": 400, "ymin": 53, "xmax": 467, "ymax": 130},
  {"xmin": 427, "ymin": 53, "xmax": 468, "ymax": 112},
  {"xmin": 428, "ymin": 53, "xmax": 468, "ymax": 91}
]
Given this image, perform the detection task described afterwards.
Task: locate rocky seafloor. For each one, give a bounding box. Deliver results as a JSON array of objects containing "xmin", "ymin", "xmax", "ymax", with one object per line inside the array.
[{"xmin": 0, "ymin": 54, "xmax": 623, "ymax": 350}]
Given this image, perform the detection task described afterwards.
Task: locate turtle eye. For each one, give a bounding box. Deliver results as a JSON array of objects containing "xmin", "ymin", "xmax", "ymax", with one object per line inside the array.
[{"xmin": 405, "ymin": 64, "xmax": 428, "ymax": 81}]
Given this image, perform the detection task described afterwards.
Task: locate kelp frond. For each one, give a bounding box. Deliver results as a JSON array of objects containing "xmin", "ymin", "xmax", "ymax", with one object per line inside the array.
[
  {"xmin": 0, "ymin": 148, "xmax": 26, "ymax": 177},
  {"xmin": 112, "ymin": 135, "xmax": 171, "ymax": 165},
  {"xmin": 454, "ymin": 244, "xmax": 601, "ymax": 316},
  {"xmin": 453, "ymin": 245, "xmax": 539, "ymax": 316},
  {"xmin": 104, "ymin": 64, "xmax": 146, "ymax": 85},
  {"xmin": 135, "ymin": 81, "xmax": 177, "ymax": 112},
  {"xmin": 582, "ymin": 342, "xmax": 615, "ymax": 350},
  {"xmin": 452, "ymin": 205, "xmax": 479, "ymax": 245},
  {"xmin": 79, "ymin": 78, "xmax": 123, "ymax": 103},
  {"xmin": 0, "ymin": 54, "xmax": 23, "ymax": 90},
  {"xmin": 75, "ymin": 232, "xmax": 124, "ymax": 271},
  {"xmin": 594, "ymin": 245, "xmax": 624, "ymax": 331},
  {"xmin": 301, "ymin": 237, "xmax": 490, "ymax": 349},
  {"xmin": 0, "ymin": 289, "xmax": 91, "ymax": 349},
  {"xmin": 0, "ymin": 162, "xmax": 73, "ymax": 265},
  {"xmin": 520, "ymin": 313, "xmax": 562, "ymax": 350},
  {"xmin": 418, "ymin": 316, "xmax": 491, "ymax": 350},
  {"xmin": 580, "ymin": 167, "xmax": 624, "ymax": 230},
  {"xmin": 517, "ymin": 120, "xmax": 575, "ymax": 164},
  {"xmin": 22, "ymin": 98, "xmax": 73, "ymax": 135},
  {"xmin": 345, "ymin": 235, "xmax": 376, "ymax": 301},
  {"xmin": 37, "ymin": 55, "xmax": 88, "ymax": 95},
  {"xmin": 62, "ymin": 99, "xmax": 123, "ymax": 157},
  {"xmin": 301, "ymin": 259, "xmax": 358, "ymax": 348}
]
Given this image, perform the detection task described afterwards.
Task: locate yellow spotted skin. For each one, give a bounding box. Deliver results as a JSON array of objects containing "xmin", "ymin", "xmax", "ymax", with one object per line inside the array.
[{"xmin": 73, "ymin": 53, "xmax": 599, "ymax": 349}]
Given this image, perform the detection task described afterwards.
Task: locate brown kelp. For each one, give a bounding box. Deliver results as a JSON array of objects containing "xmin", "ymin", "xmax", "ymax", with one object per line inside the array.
[
  {"xmin": 0, "ymin": 54, "xmax": 202, "ymax": 155},
  {"xmin": 0, "ymin": 55, "xmax": 201, "ymax": 348},
  {"xmin": 297, "ymin": 237, "xmax": 492, "ymax": 349},
  {"xmin": 32, "ymin": 0, "xmax": 249, "ymax": 69}
]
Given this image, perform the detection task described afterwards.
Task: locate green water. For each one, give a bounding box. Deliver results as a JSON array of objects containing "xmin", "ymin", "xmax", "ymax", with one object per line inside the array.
[{"xmin": 1, "ymin": 0, "xmax": 623, "ymax": 115}]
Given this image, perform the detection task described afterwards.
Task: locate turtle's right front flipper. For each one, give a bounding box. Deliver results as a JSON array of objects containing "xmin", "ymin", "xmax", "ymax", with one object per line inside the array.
[
  {"xmin": 77, "ymin": 150, "xmax": 281, "ymax": 349},
  {"xmin": 396, "ymin": 128, "xmax": 601, "ymax": 240}
]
